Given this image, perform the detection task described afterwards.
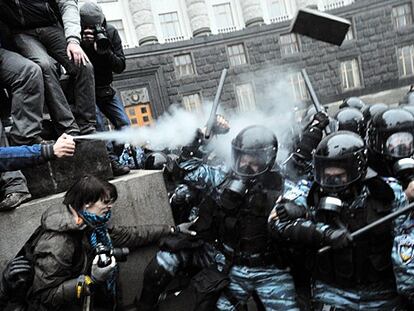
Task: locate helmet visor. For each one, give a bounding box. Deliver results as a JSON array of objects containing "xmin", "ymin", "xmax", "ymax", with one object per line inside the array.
[
  {"xmin": 232, "ymin": 145, "xmax": 276, "ymax": 177},
  {"xmin": 314, "ymin": 154, "xmax": 361, "ymax": 190},
  {"xmin": 384, "ymin": 132, "xmax": 414, "ymax": 158}
]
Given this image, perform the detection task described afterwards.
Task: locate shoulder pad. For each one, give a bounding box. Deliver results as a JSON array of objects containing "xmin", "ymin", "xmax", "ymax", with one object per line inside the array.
[
  {"xmin": 283, "ymin": 181, "xmax": 310, "ymax": 201},
  {"xmin": 179, "ymin": 158, "xmax": 204, "ymax": 172},
  {"xmin": 365, "ymin": 176, "xmax": 395, "ymax": 203}
]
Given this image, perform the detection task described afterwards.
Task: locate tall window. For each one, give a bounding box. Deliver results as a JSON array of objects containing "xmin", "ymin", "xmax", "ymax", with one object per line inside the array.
[
  {"xmin": 236, "ymin": 83, "xmax": 256, "ymax": 112},
  {"xmin": 213, "ymin": 3, "xmax": 235, "ymax": 31},
  {"xmin": 340, "ymin": 59, "xmax": 362, "ymax": 91},
  {"xmin": 108, "ymin": 20, "xmax": 127, "ymax": 47},
  {"xmin": 183, "ymin": 93, "xmax": 202, "ymax": 113},
  {"xmin": 344, "ymin": 24, "xmax": 355, "ymax": 41},
  {"xmin": 398, "ymin": 45, "xmax": 414, "ymax": 77},
  {"xmin": 174, "ymin": 54, "xmax": 195, "ymax": 78},
  {"xmin": 227, "ymin": 44, "xmax": 247, "ymax": 67},
  {"xmin": 289, "ymin": 72, "xmax": 309, "ymax": 101},
  {"xmin": 269, "ymin": 0, "xmax": 288, "ymax": 22},
  {"xmin": 280, "ymin": 34, "xmax": 299, "ymax": 56},
  {"xmin": 392, "ymin": 4, "xmax": 413, "ymax": 29},
  {"xmin": 159, "ymin": 12, "xmax": 182, "ymax": 39}
]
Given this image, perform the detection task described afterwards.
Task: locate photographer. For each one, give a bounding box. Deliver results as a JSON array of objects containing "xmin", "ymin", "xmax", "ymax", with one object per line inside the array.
[
  {"xmin": 24, "ymin": 174, "xmax": 195, "ymax": 311},
  {"xmin": 80, "ymin": 2, "xmax": 131, "ymax": 176}
]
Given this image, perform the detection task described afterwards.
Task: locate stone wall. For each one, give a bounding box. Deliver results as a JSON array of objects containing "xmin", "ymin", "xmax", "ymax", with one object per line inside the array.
[
  {"xmin": 113, "ymin": 0, "xmax": 414, "ymax": 116},
  {"xmin": 0, "ymin": 171, "xmax": 174, "ymax": 308}
]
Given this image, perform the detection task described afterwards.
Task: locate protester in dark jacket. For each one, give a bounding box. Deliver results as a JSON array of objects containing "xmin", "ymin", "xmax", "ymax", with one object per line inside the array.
[
  {"xmin": 0, "ymin": 133, "xmax": 75, "ymax": 173},
  {"xmin": 0, "ymin": 20, "xmax": 46, "ymax": 210},
  {"xmin": 80, "ymin": 2, "xmax": 131, "ymax": 177},
  {"xmin": 0, "ymin": 17, "xmax": 44, "ymax": 145},
  {"xmin": 0, "ymin": 0, "xmax": 96, "ymax": 136},
  {"xmin": 23, "ymin": 175, "xmax": 194, "ymax": 311}
]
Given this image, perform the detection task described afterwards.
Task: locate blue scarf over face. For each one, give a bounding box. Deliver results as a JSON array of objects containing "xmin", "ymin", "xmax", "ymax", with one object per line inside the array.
[{"xmin": 79, "ymin": 210, "xmax": 117, "ymax": 294}]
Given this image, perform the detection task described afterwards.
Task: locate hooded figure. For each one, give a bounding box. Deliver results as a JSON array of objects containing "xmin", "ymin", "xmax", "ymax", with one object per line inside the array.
[
  {"xmin": 79, "ymin": 1, "xmax": 126, "ymax": 87},
  {"xmin": 79, "ymin": 2, "xmax": 131, "ymax": 177}
]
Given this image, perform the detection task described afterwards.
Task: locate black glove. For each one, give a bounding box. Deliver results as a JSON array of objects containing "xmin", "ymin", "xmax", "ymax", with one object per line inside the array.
[
  {"xmin": 324, "ymin": 228, "xmax": 353, "ymax": 249},
  {"xmin": 275, "ymin": 201, "xmax": 306, "ymax": 222},
  {"xmin": 2, "ymin": 256, "xmax": 33, "ymax": 297},
  {"xmin": 313, "ymin": 111, "xmax": 330, "ymax": 130},
  {"xmin": 171, "ymin": 184, "xmax": 196, "ymax": 206}
]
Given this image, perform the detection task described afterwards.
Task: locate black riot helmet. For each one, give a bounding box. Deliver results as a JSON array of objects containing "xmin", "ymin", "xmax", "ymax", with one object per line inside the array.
[
  {"xmin": 398, "ymin": 85, "xmax": 414, "ymax": 106},
  {"xmin": 335, "ymin": 108, "xmax": 366, "ymax": 137},
  {"xmin": 367, "ymin": 108, "xmax": 414, "ymax": 160},
  {"xmin": 339, "ymin": 97, "xmax": 366, "ymax": 111},
  {"xmin": 402, "ymin": 105, "xmax": 414, "ymax": 117},
  {"xmin": 231, "ymin": 125, "xmax": 278, "ymax": 178},
  {"xmin": 362, "ymin": 103, "xmax": 388, "ymax": 123},
  {"xmin": 144, "ymin": 152, "xmax": 168, "ymax": 170},
  {"xmin": 314, "ymin": 131, "xmax": 367, "ymax": 193}
]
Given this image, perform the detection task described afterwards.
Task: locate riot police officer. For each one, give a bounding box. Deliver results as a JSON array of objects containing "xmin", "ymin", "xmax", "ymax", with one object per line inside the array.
[
  {"xmin": 367, "ymin": 108, "xmax": 414, "ymax": 178},
  {"xmin": 273, "ymin": 131, "xmax": 407, "ymax": 310},
  {"xmin": 136, "ymin": 125, "xmax": 299, "ymax": 311},
  {"xmin": 334, "ymin": 107, "xmax": 366, "ymax": 138},
  {"xmin": 339, "ymin": 97, "xmax": 366, "ymax": 111},
  {"xmin": 362, "ymin": 103, "xmax": 388, "ymax": 126}
]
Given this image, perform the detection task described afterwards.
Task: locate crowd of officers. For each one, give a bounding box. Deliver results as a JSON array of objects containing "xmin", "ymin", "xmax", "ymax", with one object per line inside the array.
[
  {"xmin": 136, "ymin": 95, "xmax": 414, "ymax": 311},
  {"xmin": 2, "ymin": 93, "xmax": 414, "ymax": 311}
]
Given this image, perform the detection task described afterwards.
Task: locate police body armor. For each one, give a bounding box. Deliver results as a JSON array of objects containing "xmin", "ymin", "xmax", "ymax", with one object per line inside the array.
[
  {"xmin": 215, "ymin": 170, "xmax": 285, "ymax": 268},
  {"xmin": 308, "ymin": 180, "xmax": 396, "ymax": 288}
]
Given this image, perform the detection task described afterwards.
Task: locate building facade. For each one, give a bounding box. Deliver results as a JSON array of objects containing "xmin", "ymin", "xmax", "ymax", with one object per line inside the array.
[{"xmin": 82, "ymin": 0, "xmax": 414, "ymax": 126}]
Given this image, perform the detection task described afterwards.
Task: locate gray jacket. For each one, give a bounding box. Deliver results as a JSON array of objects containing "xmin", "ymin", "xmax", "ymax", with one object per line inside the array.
[
  {"xmin": 56, "ymin": 0, "xmax": 82, "ymax": 43},
  {"xmin": 27, "ymin": 203, "xmax": 172, "ymax": 311},
  {"xmin": 0, "ymin": 0, "xmax": 81, "ymax": 43}
]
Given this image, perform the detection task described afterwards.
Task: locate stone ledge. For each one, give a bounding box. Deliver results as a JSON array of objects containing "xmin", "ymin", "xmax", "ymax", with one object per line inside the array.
[
  {"xmin": 0, "ymin": 170, "xmax": 174, "ymax": 307},
  {"xmin": 22, "ymin": 140, "xmax": 112, "ymax": 199}
]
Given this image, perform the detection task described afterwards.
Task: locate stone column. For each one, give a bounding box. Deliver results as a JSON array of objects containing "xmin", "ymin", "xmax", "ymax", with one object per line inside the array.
[
  {"xmin": 185, "ymin": 0, "xmax": 211, "ymax": 37},
  {"xmin": 240, "ymin": 0, "xmax": 264, "ymax": 27},
  {"xmin": 128, "ymin": 0, "xmax": 158, "ymax": 46}
]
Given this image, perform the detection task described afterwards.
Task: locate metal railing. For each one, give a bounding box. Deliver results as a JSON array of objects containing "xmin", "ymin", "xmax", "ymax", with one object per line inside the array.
[
  {"xmin": 217, "ymin": 26, "xmax": 238, "ymax": 34},
  {"xmin": 164, "ymin": 36, "xmax": 185, "ymax": 43},
  {"xmin": 321, "ymin": 0, "xmax": 355, "ymax": 11},
  {"xmin": 270, "ymin": 15, "xmax": 290, "ymax": 24}
]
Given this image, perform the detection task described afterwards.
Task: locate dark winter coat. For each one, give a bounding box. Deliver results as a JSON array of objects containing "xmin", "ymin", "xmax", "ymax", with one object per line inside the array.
[
  {"xmin": 0, "ymin": 0, "xmax": 81, "ymax": 42},
  {"xmin": 27, "ymin": 203, "xmax": 171, "ymax": 311},
  {"xmin": 79, "ymin": 2, "xmax": 125, "ymax": 88}
]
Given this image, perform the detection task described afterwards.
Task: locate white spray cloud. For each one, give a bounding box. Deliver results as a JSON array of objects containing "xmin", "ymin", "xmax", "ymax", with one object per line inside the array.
[
  {"xmin": 77, "ymin": 67, "xmax": 307, "ymax": 164},
  {"xmin": 77, "ymin": 104, "xmax": 203, "ymax": 150},
  {"xmin": 209, "ymin": 69, "xmax": 306, "ymax": 166}
]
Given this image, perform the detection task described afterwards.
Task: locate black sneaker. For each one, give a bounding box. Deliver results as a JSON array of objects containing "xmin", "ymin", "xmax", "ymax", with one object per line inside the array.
[
  {"xmin": 111, "ymin": 160, "xmax": 130, "ymax": 177},
  {"xmin": 0, "ymin": 193, "xmax": 32, "ymax": 211}
]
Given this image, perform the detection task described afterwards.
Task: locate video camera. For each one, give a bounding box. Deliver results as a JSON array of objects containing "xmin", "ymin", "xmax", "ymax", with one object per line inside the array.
[
  {"xmin": 82, "ymin": 24, "xmax": 111, "ymax": 54},
  {"xmin": 95, "ymin": 243, "xmax": 129, "ymax": 268}
]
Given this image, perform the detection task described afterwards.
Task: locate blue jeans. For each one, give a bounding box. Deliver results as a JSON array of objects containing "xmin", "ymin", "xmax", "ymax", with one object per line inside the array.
[
  {"xmin": 96, "ymin": 94, "xmax": 130, "ymax": 161},
  {"xmin": 96, "ymin": 94, "xmax": 130, "ymax": 131}
]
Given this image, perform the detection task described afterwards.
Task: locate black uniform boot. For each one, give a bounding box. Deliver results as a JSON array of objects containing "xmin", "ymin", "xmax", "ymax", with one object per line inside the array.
[{"xmin": 135, "ymin": 257, "xmax": 174, "ymax": 311}]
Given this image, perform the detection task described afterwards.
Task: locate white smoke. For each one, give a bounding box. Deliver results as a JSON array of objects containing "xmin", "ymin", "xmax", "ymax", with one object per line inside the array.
[
  {"xmin": 77, "ymin": 67, "xmax": 306, "ymax": 164},
  {"xmin": 77, "ymin": 104, "xmax": 203, "ymax": 149},
  {"xmin": 209, "ymin": 68, "xmax": 306, "ymax": 166}
]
